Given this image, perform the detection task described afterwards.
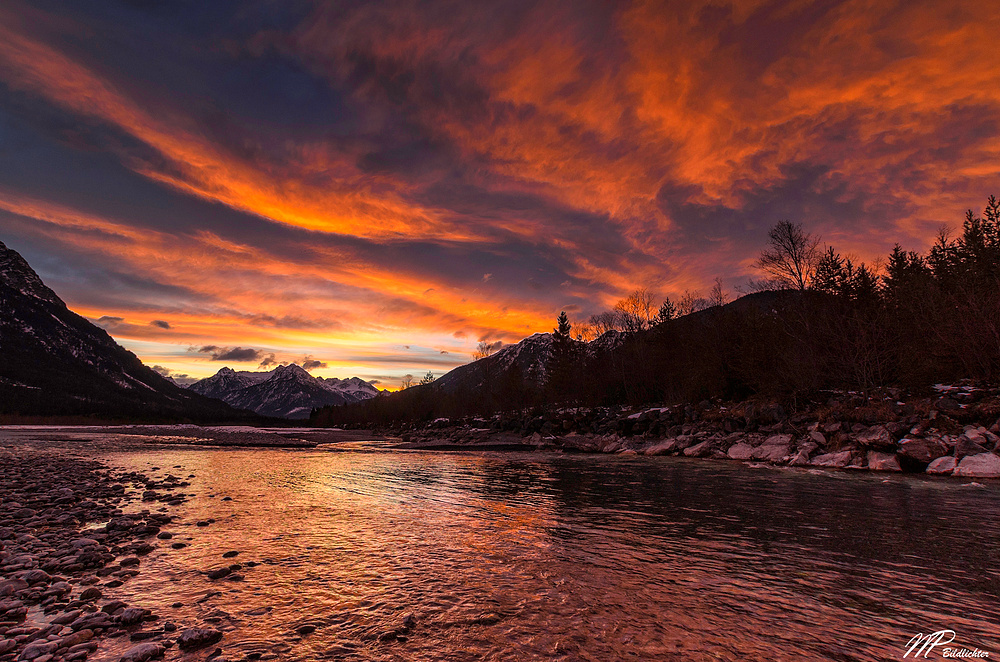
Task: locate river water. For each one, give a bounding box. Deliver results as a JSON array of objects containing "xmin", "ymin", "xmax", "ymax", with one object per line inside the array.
[{"xmin": 14, "ymin": 434, "xmax": 1000, "ymax": 661}]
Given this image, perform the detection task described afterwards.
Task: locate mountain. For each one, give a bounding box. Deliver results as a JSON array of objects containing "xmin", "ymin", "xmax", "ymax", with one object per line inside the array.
[
  {"xmin": 435, "ymin": 332, "xmax": 555, "ymax": 393},
  {"xmin": 0, "ymin": 240, "xmax": 247, "ymax": 421},
  {"xmin": 188, "ymin": 364, "xmax": 379, "ymax": 419}
]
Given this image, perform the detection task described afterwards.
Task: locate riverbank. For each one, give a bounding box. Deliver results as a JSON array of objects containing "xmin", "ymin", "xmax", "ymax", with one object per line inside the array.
[
  {"xmin": 0, "ymin": 451, "xmax": 230, "ymax": 662},
  {"xmin": 0, "ymin": 426, "xmax": 384, "ymax": 449},
  {"xmin": 391, "ymin": 384, "xmax": 1000, "ymax": 478}
]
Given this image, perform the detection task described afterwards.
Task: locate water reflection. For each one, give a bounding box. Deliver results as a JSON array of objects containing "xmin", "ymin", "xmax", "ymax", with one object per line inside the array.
[{"xmin": 8, "ymin": 434, "xmax": 1000, "ymax": 661}]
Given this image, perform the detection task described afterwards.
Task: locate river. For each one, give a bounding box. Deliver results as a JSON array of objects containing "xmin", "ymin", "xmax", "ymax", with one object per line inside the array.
[{"xmin": 8, "ymin": 433, "xmax": 1000, "ymax": 661}]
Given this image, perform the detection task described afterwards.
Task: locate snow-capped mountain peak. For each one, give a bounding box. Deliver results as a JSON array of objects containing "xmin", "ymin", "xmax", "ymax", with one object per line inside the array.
[{"xmin": 188, "ymin": 364, "xmax": 378, "ymax": 419}]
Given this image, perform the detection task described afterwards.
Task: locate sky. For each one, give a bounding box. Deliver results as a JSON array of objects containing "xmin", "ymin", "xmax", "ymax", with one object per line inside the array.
[{"xmin": 1, "ymin": 0, "xmax": 998, "ymax": 388}]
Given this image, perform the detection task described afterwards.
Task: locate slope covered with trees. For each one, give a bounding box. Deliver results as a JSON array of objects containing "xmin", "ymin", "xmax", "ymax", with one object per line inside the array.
[{"xmin": 313, "ymin": 197, "xmax": 1000, "ymax": 427}]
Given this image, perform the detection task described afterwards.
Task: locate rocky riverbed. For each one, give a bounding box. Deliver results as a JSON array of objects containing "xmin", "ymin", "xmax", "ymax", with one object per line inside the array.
[
  {"xmin": 393, "ymin": 384, "xmax": 1000, "ymax": 478},
  {"xmin": 0, "ymin": 451, "xmax": 237, "ymax": 662}
]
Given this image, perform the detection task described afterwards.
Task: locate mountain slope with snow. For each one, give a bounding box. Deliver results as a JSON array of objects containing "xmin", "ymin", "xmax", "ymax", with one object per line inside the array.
[
  {"xmin": 0, "ymin": 240, "xmax": 245, "ymax": 420},
  {"xmin": 189, "ymin": 364, "xmax": 379, "ymax": 419}
]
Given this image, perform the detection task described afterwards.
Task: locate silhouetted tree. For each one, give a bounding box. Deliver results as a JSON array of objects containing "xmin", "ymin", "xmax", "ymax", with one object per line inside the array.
[
  {"xmin": 548, "ymin": 311, "xmax": 576, "ymax": 401},
  {"xmin": 756, "ymin": 220, "xmax": 821, "ymax": 290}
]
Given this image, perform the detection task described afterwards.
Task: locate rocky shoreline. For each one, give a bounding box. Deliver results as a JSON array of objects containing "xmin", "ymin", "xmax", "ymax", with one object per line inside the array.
[
  {"xmin": 392, "ymin": 384, "xmax": 1000, "ymax": 478},
  {"xmin": 0, "ymin": 452, "xmax": 235, "ymax": 662}
]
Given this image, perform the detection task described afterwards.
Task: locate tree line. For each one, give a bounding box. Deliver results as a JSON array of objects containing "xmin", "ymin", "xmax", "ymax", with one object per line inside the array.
[{"xmin": 313, "ymin": 196, "xmax": 1000, "ymax": 426}]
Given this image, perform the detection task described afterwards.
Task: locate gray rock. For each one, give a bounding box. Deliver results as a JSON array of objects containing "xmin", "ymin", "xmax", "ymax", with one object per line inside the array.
[
  {"xmin": 727, "ymin": 443, "xmax": 754, "ymax": 460},
  {"xmin": 810, "ymin": 451, "xmax": 855, "ymax": 468},
  {"xmin": 867, "ymin": 452, "xmax": 901, "ymax": 472},
  {"xmin": 751, "ymin": 440, "xmax": 790, "ymax": 462},
  {"xmin": 954, "ymin": 435, "xmax": 988, "ymax": 461},
  {"xmin": 954, "ymin": 453, "xmax": 1000, "ymax": 478},
  {"xmin": 926, "ymin": 456, "xmax": 957, "ymax": 475},
  {"xmin": 643, "ymin": 439, "xmax": 678, "ymax": 456},
  {"xmin": 683, "ymin": 440, "xmax": 714, "ymax": 457},
  {"xmin": 898, "ymin": 437, "xmax": 949, "ymax": 464}
]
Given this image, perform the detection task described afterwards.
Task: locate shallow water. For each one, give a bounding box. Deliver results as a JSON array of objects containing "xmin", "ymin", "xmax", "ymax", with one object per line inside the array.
[{"xmin": 9, "ymin": 433, "xmax": 1000, "ymax": 661}]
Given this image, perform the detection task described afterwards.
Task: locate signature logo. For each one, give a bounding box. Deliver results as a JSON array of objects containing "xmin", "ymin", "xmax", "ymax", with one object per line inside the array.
[{"xmin": 904, "ymin": 630, "xmax": 990, "ymax": 659}]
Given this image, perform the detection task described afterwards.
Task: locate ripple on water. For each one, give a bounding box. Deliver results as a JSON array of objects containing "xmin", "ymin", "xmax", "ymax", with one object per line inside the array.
[{"xmin": 7, "ymin": 434, "xmax": 1000, "ymax": 661}]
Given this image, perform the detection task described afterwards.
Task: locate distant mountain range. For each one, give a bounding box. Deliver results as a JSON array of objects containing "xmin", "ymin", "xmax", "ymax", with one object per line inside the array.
[
  {"xmin": 188, "ymin": 365, "xmax": 380, "ymax": 419},
  {"xmin": 0, "ymin": 240, "xmax": 243, "ymax": 421},
  {"xmin": 0, "ymin": 240, "xmax": 381, "ymax": 421}
]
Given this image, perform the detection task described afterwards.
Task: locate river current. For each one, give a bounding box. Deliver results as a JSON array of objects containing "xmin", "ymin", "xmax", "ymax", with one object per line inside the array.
[{"xmin": 10, "ymin": 434, "xmax": 1000, "ymax": 661}]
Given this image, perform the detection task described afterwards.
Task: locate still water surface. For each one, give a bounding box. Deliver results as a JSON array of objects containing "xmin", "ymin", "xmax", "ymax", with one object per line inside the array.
[{"xmin": 32, "ymin": 437, "xmax": 1000, "ymax": 660}]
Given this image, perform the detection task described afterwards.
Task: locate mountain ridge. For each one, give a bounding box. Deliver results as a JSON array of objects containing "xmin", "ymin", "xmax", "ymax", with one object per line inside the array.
[
  {"xmin": 0, "ymin": 240, "xmax": 250, "ymax": 421},
  {"xmin": 188, "ymin": 363, "xmax": 380, "ymax": 419}
]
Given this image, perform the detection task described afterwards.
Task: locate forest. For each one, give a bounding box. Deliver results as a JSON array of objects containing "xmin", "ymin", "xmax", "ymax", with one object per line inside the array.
[{"xmin": 313, "ymin": 196, "xmax": 1000, "ymax": 427}]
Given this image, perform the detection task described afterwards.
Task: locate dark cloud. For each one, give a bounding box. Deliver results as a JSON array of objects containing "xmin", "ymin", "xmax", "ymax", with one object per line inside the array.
[
  {"xmin": 301, "ymin": 357, "xmax": 328, "ymax": 371},
  {"xmin": 96, "ymin": 316, "xmax": 124, "ymax": 326},
  {"xmin": 193, "ymin": 345, "xmax": 265, "ymax": 362},
  {"xmin": 150, "ymin": 319, "xmax": 171, "ymax": 329},
  {"xmin": 258, "ymin": 353, "xmax": 279, "ymax": 368}
]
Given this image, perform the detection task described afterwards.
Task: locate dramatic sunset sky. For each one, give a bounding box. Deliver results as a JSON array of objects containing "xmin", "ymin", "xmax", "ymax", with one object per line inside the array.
[{"xmin": 1, "ymin": 0, "xmax": 998, "ymax": 387}]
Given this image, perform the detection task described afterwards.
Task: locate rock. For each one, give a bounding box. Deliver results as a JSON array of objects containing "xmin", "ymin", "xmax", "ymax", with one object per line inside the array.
[
  {"xmin": 18, "ymin": 641, "xmax": 59, "ymax": 660},
  {"xmin": 809, "ymin": 430, "xmax": 827, "ymax": 445},
  {"xmin": 403, "ymin": 613, "xmax": 417, "ymax": 629},
  {"xmin": 80, "ymin": 587, "xmax": 102, "ymax": 601},
  {"xmin": 788, "ymin": 450, "xmax": 812, "ymax": 466},
  {"xmin": 21, "ymin": 569, "xmax": 52, "ymax": 586},
  {"xmin": 206, "ymin": 567, "xmax": 232, "ymax": 580},
  {"xmin": 119, "ymin": 642, "xmax": 166, "ymax": 662},
  {"xmin": 810, "ymin": 451, "xmax": 855, "ymax": 468},
  {"xmin": 222, "ymin": 551, "xmax": 239, "ymax": 559},
  {"xmin": 954, "ymin": 453, "xmax": 1000, "ymax": 478},
  {"xmin": 954, "ymin": 435, "xmax": 988, "ymax": 461},
  {"xmin": 176, "ymin": 628, "xmax": 223, "ymax": 651},
  {"xmin": 0, "ymin": 640, "xmax": 16, "ymax": 654},
  {"xmin": 296, "ymin": 625, "xmax": 315, "ymax": 635},
  {"xmin": 643, "ymin": 440, "xmax": 678, "ymax": 456},
  {"xmin": 751, "ymin": 438, "xmax": 790, "ymax": 463},
  {"xmin": 117, "ymin": 607, "xmax": 149, "ymax": 625},
  {"xmin": 934, "ymin": 397, "xmax": 960, "ymax": 411},
  {"xmin": 856, "ymin": 426, "xmax": 893, "ymax": 450},
  {"xmin": 898, "ymin": 437, "xmax": 949, "ymax": 464},
  {"xmin": 727, "ymin": 443, "xmax": 754, "ymax": 460},
  {"xmin": 683, "ymin": 440, "xmax": 714, "ymax": 457},
  {"xmin": 926, "ymin": 456, "xmax": 957, "ymax": 475},
  {"xmin": 866, "ymin": 451, "xmax": 901, "ymax": 472}
]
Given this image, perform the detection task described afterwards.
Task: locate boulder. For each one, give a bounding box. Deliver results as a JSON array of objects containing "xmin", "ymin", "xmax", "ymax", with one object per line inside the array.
[
  {"xmin": 856, "ymin": 425, "xmax": 894, "ymax": 451},
  {"xmin": 926, "ymin": 456, "xmax": 957, "ymax": 475},
  {"xmin": 810, "ymin": 451, "xmax": 855, "ymax": 468},
  {"xmin": 683, "ymin": 440, "xmax": 714, "ymax": 457},
  {"xmin": 643, "ymin": 440, "xmax": 678, "ymax": 456},
  {"xmin": 751, "ymin": 441, "xmax": 790, "ymax": 462},
  {"xmin": 954, "ymin": 435, "xmax": 988, "ymax": 461},
  {"xmin": 954, "ymin": 453, "xmax": 1000, "ymax": 478},
  {"xmin": 898, "ymin": 437, "xmax": 949, "ymax": 464},
  {"xmin": 119, "ymin": 642, "xmax": 165, "ymax": 662},
  {"xmin": 176, "ymin": 628, "xmax": 223, "ymax": 651},
  {"xmin": 727, "ymin": 443, "xmax": 754, "ymax": 460},
  {"xmin": 867, "ymin": 451, "xmax": 901, "ymax": 472}
]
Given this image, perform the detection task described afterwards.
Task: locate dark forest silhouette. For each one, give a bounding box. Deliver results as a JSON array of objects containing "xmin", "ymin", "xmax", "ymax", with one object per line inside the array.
[{"xmin": 313, "ymin": 197, "xmax": 1000, "ymax": 428}]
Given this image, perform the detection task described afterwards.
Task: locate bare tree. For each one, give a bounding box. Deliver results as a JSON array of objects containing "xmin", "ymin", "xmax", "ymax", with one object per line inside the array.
[
  {"xmin": 614, "ymin": 288, "xmax": 657, "ymax": 332},
  {"xmin": 707, "ymin": 277, "xmax": 729, "ymax": 307},
  {"xmin": 472, "ymin": 340, "xmax": 502, "ymax": 361},
  {"xmin": 588, "ymin": 311, "xmax": 621, "ymax": 335},
  {"xmin": 756, "ymin": 221, "xmax": 821, "ymax": 290},
  {"xmin": 676, "ymin": 290, "xmax": 707, "ymax": 316},
  {"xmin": 399, "ymin": 374, "xmax": 414, "ymax": 390}
]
